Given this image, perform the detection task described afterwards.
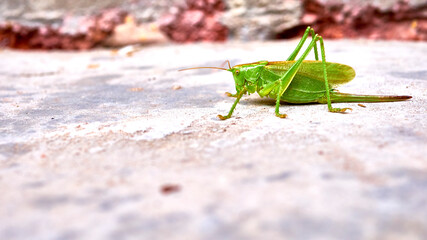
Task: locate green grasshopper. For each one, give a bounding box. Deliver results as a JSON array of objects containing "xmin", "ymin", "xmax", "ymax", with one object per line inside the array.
[{"xmin": 181, "ymin": 26, "xmax": 411, "ymax": 120}]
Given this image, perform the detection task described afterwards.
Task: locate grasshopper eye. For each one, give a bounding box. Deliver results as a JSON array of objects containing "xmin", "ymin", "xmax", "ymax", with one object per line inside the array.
[{"xmin": 235, "ymin": 70, "xmax": 240, "ymax": 75}]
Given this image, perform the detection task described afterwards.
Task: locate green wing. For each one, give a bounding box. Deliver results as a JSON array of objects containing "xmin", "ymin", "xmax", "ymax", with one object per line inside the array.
[{"xmin": 265, "ymin": 60, "xmax": 356, "ymax": 86}]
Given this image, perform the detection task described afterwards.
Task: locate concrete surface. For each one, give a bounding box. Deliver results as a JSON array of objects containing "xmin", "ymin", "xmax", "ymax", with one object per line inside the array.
[{"xmin": 0, "ymin": 40, "xmax": 426, "ymax": 240}]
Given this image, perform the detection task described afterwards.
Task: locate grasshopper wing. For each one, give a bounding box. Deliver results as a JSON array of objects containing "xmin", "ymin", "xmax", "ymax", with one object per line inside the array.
[
  {"xmin": 259, "ymin": 61, "xmax": 356, "ymax": 103},
  {"xmin": 265, "ymin": 60, "xmax": 356, "ymax": 86}
]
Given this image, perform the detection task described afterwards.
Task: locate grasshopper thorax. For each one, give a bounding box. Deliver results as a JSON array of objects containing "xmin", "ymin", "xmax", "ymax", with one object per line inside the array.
[{"xmin": 228, "ymin": 61, "xmax": 268, "ymax": 93}]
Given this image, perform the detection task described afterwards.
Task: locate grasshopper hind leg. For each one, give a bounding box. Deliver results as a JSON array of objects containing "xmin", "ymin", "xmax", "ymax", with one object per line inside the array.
[
  {"xmin": 318, "ymin": 37, "xmax": 352, "ymax": 113},
  {"xmin": 274, "ymin": 27, "xmax": 351, "ymax": 118}
]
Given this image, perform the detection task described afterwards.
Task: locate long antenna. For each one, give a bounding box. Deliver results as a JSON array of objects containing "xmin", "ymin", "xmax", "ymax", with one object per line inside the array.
[
  {"xmin": 219, "ymin": 60, "xmax": 232, "ymax": 69},
  {"xmin": 179, "ymin": 66, "xmax": 228, "ymax": 71}
]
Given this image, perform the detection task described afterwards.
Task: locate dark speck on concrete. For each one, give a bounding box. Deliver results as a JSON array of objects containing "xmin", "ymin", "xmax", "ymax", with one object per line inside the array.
[{"xmin": 161, "ymin": 184, "xmax": 181, "ymax": 195}]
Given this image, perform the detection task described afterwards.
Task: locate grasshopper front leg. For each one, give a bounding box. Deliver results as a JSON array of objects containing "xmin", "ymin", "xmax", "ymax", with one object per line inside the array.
[
  {"xmin": 218, "ymin": 88, "xmax": 247, "ymax": 120},
  {"xmin": 225, "ymin": 92, "xmax": 238, "ymax": 98}
]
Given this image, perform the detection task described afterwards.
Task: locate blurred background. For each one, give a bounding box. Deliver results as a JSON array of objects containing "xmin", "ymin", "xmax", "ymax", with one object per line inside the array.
[{"xmin": 0, "ymin": 0, "xmax": 426, "ymax": 50}]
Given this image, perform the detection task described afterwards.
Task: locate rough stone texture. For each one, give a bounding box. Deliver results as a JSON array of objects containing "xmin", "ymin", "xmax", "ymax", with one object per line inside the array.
[
  {"xmin": 1, "ymin": 0, "xmax": 427, "ymax": 48},
  {"xmin": 0, "ymin": 0, "xmax": 182, "ymax": 49},
  {"xmin": 0, "ymin": 9, "xmax": 127, "ymax": 50},
  {"xmin": 0, "ymin": 0, "xmax": 186, "ymax": 26},
  {"xmin": 223, "ymin": 0, "xmax": 427, "ymax": 41},
  {"xmin": 222, "ymin": 0, "xmax": 302, "ymax": 40},
  {"xmin": 159, "ymin": 0, "xmax": 228, "ymax": 42},
  {"xmin": 0, "ymin": 0, "xmax": 126, "ymax": 24},
  {"xmin": 288, "ymin": 0, "xmax": 427, "ymax": 41},
  {"xmin": 0, "ymin": 40, "xmax": 426, "ymax": 239}
]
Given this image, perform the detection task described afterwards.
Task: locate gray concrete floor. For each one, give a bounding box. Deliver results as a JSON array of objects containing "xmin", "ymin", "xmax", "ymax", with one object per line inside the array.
[{"xmin": 0, "ymin": 40, "xmax": 426, "ymax": 240}]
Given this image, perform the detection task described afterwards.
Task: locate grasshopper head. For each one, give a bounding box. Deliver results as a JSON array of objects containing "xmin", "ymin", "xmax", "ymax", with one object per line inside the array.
[
  {"xmin": 179, "ymin": 60, "xmax": 266, "ymax": 93},
  {"xmin": 228, "ymin": 66, "xmax": 246, "ymax": 93}
]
